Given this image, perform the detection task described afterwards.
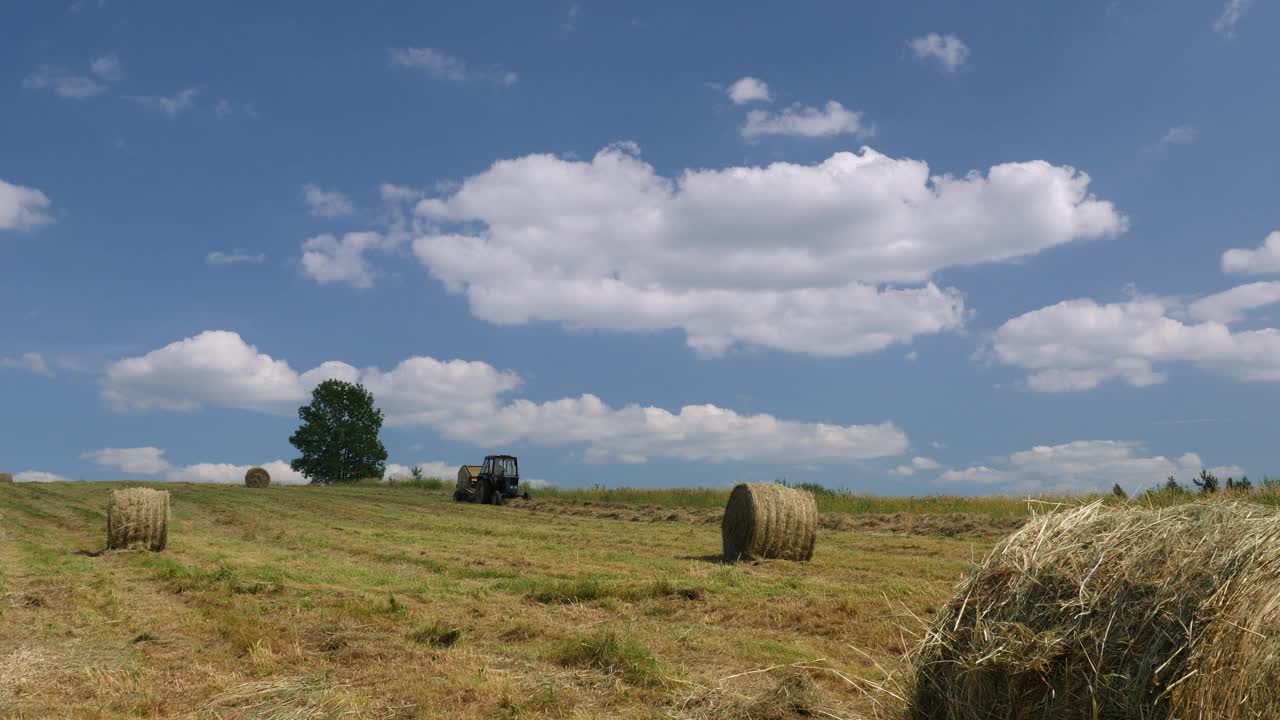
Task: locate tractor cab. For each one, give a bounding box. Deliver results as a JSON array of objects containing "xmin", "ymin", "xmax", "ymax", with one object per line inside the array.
[{"xmin": 453, "ymin": 454, "xmax": 525, "ymax": 505}]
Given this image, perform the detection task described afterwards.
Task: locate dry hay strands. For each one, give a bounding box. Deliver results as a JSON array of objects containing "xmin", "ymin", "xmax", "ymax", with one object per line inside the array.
[
  {"xmin": 906, "ymin": 500, "xmax": 1280, "ymax": 720},
  {"xmin": 0, "ymin": 472, "xmax": 12, "ymax": 483},
  {"xmin": 721, "ymin": 483, "xmax": 818, "ymax": 563},
  {"xmin": 244, "ymin": 466, "xmax": 271, "ymax": 488},
  {"xmin": 106, "ymin": 488, "xmax": 170, "ymax": 552}
]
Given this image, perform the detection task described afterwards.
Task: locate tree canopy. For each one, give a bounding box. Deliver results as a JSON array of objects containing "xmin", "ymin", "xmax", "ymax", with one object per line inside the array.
[{"xmin": 289, "ymin": 379, "xmax": 388, "ymax": 484}]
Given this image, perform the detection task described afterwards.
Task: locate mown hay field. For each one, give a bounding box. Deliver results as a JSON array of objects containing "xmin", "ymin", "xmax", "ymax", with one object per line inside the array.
[{"xmin": 0, "ymin": 481, "xmax": 990, "ymax": 719}]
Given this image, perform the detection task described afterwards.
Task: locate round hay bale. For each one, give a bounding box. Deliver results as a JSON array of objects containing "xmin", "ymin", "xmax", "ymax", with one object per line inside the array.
[
  {"xmin": 244, "ymin": 466, "xmax": 271, "ymax": 488},
  {"xmin": 906, "ymin": 501, "xmax": 1280, "ymax": 720},
  {"xmin": 106, "ymin": 488, "xmax": 169, "ymax": 552},
  {"xmin": 721, "ymin": 483, "xmax": 818, "ymax": 562},
  {"xmin": 0, "ymin": 473, "xmax": 13, "ymax": 483}
]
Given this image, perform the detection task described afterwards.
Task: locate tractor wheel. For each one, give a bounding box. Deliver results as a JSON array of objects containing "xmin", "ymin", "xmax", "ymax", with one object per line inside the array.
[
  {"xmin": 491, "ymin": 491, "xmax": 504, "ymax": 507},
  {"xmin": 478, "ymin": 479, "xmax": 491, "ymax": 505},
  {"xmin": 453, "ymin": 489, "xmax": 463, "ymax": 502}
]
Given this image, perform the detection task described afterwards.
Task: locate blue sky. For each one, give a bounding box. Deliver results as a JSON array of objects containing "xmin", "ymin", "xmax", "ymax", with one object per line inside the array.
[{"xmin": 2, "ymin": 1, "xmax": 1277, "ymax": 493}]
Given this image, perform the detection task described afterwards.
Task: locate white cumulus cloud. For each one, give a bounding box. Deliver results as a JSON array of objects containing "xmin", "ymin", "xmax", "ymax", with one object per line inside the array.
[
  {"xmin": 14, "ymin": 471, "xmax": 69, "ymax": 483},
  {"xmin": 81, "ymin": 446, "xmax": 173, "ymax": 475},
  {"xmin": 389, "ymin": 47, "xmax": 516, "ymax": 86},
  {"xmin": 741, "ymin": 101, "xmax": 872, "ymax": 140},
  {"xmin": 300, "ymin": 232, "xmax": 391, "ymax": 288},
  {"xmin": 302, "ymin": 184, "xmax": 355, "ymax": 218},
  {"xmin": 1187, "ymin": 281, "xmax": 1280, "ymax": 323},
  {"xmin": 385, "ymin": 461, "xmax": 456, "ymax": 480},
  {"xmin": 0, "ymin": 178, "xmax": 55, "ymax": 231},
  {"xmin": 1214, "ymin": 0, "xmax": 1254, "ymax": 37},
  {"xmin": 908, "ymin": 33, "xmax": 970, "ymax": 72},
  {"xmin": 126, "ymin": 87, "xmax": 200, "ymax": 118},
  {"xmin": 166, "ymin": 460, "xmax": 307, "ymax": 485},
  {"xmin": 988, "ymin": 290, "xmax": 1280, "ymax": 391},
  {"xmin": 22, "ymin": 65, "xmax": 106, "ymax": 99},
  {"xmin": 727, "ymin": 76, "xmax": 771, "ymax": 105},
  {"xmin": 0, "ymin": 352, "xmax": 52, "ymax": 376},
  {"xmin": 102, "ymin": 330, "xmax": 910, "ymax": 464},
  {"xmin": 89, "ymin": 53, "xmax": 124, "ymax": 82},
  {"xmin": 940, "ymin": 440, "xmax": 1243, "ymax": 494},
  {"xmin": 1222, "ymin": 231, "xmax": 1280, "ymax": 275},
  {"xmin": 406, "ymin": 144, "xmax": 1124, "ymax": 357},
  {"xmin": 207, "ymin": 250, "xmax": 266, "ymax": 265}
]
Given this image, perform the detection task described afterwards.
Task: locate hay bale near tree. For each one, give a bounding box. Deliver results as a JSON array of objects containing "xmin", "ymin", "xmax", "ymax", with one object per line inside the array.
[
  {"xmin": 244, "ymin": 467, "xmax": 271, "ymax": 488},
  {"xmin": 0, "ymin": 473, "xmax": 12, "ymax": 483},
  {"xmin": 106, "ymin": 488, "xmax": 169, "ymax": 552},
  {"xmin": 721, "ymin": 483, "xmax": 818, "ymax": 562},
  {"xmin": 907, "ymin": 501, "xmax": 1280, "ymax": 720}
]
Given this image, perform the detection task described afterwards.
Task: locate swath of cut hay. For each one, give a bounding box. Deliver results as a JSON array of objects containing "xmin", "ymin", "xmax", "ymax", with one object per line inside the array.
[
  {"xmin": 721, "ymin": 483, "xmax": 817, "ymax": 562},
  {"xmin": 906, "ymin": 500, "xmax": 1280, "ymax": 720},
  {"xmin": 106, "ymin": 488, "xmax": 169, "ymax": 552},
  {"xmin": 244, "ymin": 466, "xmax": 271, "ymax": 488}
]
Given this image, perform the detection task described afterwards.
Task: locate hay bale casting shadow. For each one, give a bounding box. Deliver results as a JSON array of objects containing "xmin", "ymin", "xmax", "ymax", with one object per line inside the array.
[
  {"xmin": 721, "ymin": 483, "xmax": 817, "ymax": 563},
  {"xmin": 244, "ymin": 466, "xmax": 271, "ymax": 488},
  {"xmin": 907, "ymin": 501, "xmax": 1280, "ymax": 720},
  {"xmin": 106, "ymin": 488, "xmax": 169, "ymax": 552}
]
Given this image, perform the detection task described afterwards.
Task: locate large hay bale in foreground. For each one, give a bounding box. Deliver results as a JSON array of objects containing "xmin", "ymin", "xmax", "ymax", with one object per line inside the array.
[
  {"xmin": 244, "ymin": 466, "xmax": 271, "ymax": 488},
  {"xmin": 907, "ymin": 501, "xmax": 1280, "ymax": 720},
  {"xmin": 106, "ymin": 488, "xmax": 169, "ymax": 552},
  {"xmin": 0, "ymin": 473, "xmax": 12, "ymax": 483},
  {"xmin": 721, "ymin": 483, "xmax": 818, "ymax": 562}
]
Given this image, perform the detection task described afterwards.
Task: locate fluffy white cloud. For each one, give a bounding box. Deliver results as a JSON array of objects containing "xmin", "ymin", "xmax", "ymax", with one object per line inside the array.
[
  {"xmin": 79, "ymin": 443, "xmax": 310, "ymax": 484},
  {"xmin": 389, "ymin": 47, "xmax": 516, "ymax": 86},
  {"xmin": 103, "ymin": 331, "xmax": 309, "ymax": 412},
  {"xmin": 385, "ymin": 461, "xmax": 456, "ymax": 480},
  {"xmin": 937, "ymin": 465, "xmax": 1005, "ymax": 485},
  {"xmin": 0, "ymin": 178, "xmax": 54, "ymax": 231},
  {"xmin": 409, "ymin": 144, "xmax": 1124, "ymax": 357},
  {"xmin": 741, "ymin": 101, "xmax": 872, "ymax": 140},
  {"xmin": 103, "ymin": 331, "xmax": 909, "ymax": 464},
  {"xmin": 727, "ymin": 76, "xmax": 771, "ymax": 105},
  {"xmin": 940, "ymin": 440, "xmax": 1243, "ymax": 493},
  {"xmin": 22, "ymin": 65, "xmax": 106, "ymax": 99},
  {"xmin": 90, "ymin": 53, "xmax": 124, "ymax": 82},
  {"xmin": 14, "ymin": 471, "xmax": 68, "ymax": 483},
  {"xmin": 167, "ymin": 460, "xmax": 307, "ymax": 485},
  {"xmin": 300, "ymin": 232, "xmax": 391, "ymax": 288},
  {"xmin": 1158, "ymin": 125, "xmax": 1197, "ymax": 147},
  {"xmin": 908, "ymin": 33, "xmax": 970, "ymax": 72},
  {"xmin": 126, "ymin": 87, "xmax": 199, "ymax": 118},
  {"xmin": 207, "ymin": 250, "xmax": 266, "ymax": 265},
  {"xmin": 988, "ymin": 292, "xmax": 1280, "ymax": 390},
  {"xmin": 1188, "ymin": 281, "xmax": 1280, "ymax": 323},
  {"xmin": 302, "ymin": 184, "xmax": 355, "ymax": 218},
  {"xmin": 0, "ymin": 352, "xmax": 52, "ymax": 376},
  {"xmin": 1222, "ymin": 231, "xmax": 1280, "ymax": 275},
  {"xmin": 1214, "ymin": 0, "xmax": 1254, "ymax": 37},
  {"xmin": 81, "ymin": 446, "xmax": 172, "ymax": 475},
  {"xmin": 890, "ymin": 456, "xmax": 941, "ymax": 476}
]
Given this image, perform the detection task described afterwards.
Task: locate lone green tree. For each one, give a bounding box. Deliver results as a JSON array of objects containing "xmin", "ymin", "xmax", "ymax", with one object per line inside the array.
[{"xmin": 289, "ymin": 380, "xmax": 388, "ymax": 484}]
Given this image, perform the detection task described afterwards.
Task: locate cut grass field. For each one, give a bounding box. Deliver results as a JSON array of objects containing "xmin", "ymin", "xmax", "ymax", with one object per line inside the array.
[{"xmin": 0, "ymin": 481, "xmax": 992, "ymax": 719}]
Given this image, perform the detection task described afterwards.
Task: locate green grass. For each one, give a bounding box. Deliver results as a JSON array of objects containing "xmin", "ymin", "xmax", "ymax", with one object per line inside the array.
[
  {"xmin": 532, "ymin": 481, "xmax": 1280, "ymax": 517},
  {"xmin": 0, "ymin": 478, "xmax": 1081, "ymax": 718},
  {"xmin": 531, "ymin": 484, "xmax": 1087, "ymax": 516},
  {"xmin": 552, "ymin": 631, "xmax": 662, "ymax": 686}
]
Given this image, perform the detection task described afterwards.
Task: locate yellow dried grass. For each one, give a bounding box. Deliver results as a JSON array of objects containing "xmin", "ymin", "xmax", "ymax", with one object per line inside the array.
[
  {"xmin": 907, "ymin": 500, "xmax": 1280, "ymax": 720},
  {"xmin": 106, "ymin": 488, "xmax": 169, "ymax": 552},
  {"xmin": 721, "ymin": 483, "xmax": 817, "ymax": 562}
]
